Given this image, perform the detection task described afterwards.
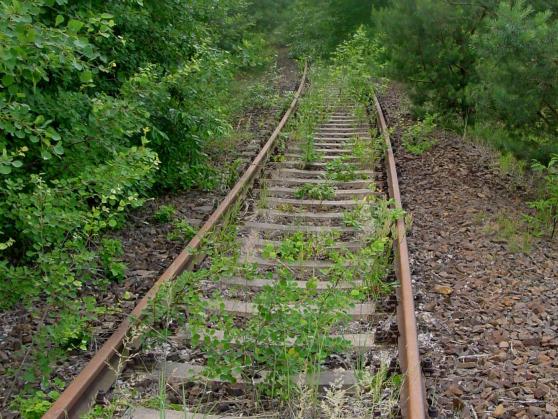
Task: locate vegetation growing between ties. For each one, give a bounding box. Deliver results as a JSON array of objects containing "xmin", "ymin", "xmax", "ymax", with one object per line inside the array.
[
  {"xmin": 131, "ymin": 29, "xmax": 403, "ymax": 417},
  {"xmin": 295, "ymin": 183, "xmax": 336, "ymax": 200}
]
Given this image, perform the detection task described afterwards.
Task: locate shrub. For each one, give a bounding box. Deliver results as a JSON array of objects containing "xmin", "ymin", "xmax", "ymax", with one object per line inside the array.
[
  {"xmin": 295, "ymin": 183, "xmax": 335, "ymax": 200},
  {"xmin": 530, "ymin": 155, "xmax": 558, "ymax": 238},
  {"xmin": 402, "ymin": 114, "xmax": 437, "ymax": 155},
  {"xmin": 0, "ymin": 0, "xmax": 274, "ymax": 407},
  {"xmin": 153, "ymin": 205, "xmax": 176, "ymax": 223}
]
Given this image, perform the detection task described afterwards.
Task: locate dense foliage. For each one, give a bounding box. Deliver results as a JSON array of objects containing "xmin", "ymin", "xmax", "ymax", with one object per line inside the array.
[
  {"xmin": 473, "ymin": 1, "xmax": 558, "ymax": 158},
  {"xmin": 375, "ymin": 0, "xmax": 558, "ymax": 160},
  {"xmin": 0, "ymin": 0, "xmax": 272, "ymax": 412},
  {"xmin": 282, "ymin": 0, "xmax": 374, "ymax": 58},
  {"xmin": 0, "ymin": 0, "xmax": 268, "ymax": 302}
]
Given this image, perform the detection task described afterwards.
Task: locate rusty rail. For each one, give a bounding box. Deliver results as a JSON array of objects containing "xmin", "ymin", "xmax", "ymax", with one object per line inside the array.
[
  {"xmin": 373, "ymin": 95, "xmax": 427, "ymax": 419},
  {"xmin": 43, "ymin": 62, "xmax": 308, "ymax": 419}
]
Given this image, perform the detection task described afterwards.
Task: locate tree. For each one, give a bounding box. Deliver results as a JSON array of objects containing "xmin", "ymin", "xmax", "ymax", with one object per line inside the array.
[
  {"xmin": 473, "ymin": 0, "xmax": 558, "ymax": 159},
  {"xmin": 283, "ymin": 0, "xmax": 374, "ymax": 58},
  {"xmin": 375, "ymin": 0, "xmax": 494, "ymax": 117}
]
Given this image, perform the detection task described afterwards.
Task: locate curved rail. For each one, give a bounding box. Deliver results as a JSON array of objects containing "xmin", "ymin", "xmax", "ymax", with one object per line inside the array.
[
  {"xmin": 373, "ymin": 95, "xmax": 427, "ymax": 419},
  {"xmin": 43, "ymin": 62, "xmax": 308, "ymax": 419}
]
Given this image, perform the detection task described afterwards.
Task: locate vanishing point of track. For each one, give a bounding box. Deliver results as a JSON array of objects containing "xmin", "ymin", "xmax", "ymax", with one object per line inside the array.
[{"xmin": 44, "ymin": 65, "xmax": 427, "ymax": 419}]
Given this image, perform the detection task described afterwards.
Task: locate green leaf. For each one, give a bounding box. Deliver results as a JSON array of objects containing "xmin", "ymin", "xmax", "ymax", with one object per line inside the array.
[
  {"xmin": 46, "ymin": 127, "xmax": 61, "ymax": 141},
  {"xmin": 79, "ymin": 70, "xmax": 93, "ymax": 84},
  {"xmin": 34, "ymin": 115, "xmax": 45, "ymax": 125},
  {"xmin": 1, "ymin": 74, "xmax": 14, "ymax": 87},
  {"xmin": 53, "ymin": 144, "xmax": 64, "ymax": 156},
  {"xmin": 72, "ymin": 61, "xmax": 83, "ymax": 71},
  {"xmin": 11, "ymin": 160, "xmax": 23, "ymax": 168},
  {"xmin": 41, "ymin": 150, "xmax": 52, "ymax": 160},
  {"xmin": 55, "ymin": 15, "xmax": 64, "ymax": 27},
  {"xmin": 0, "ymin": 165, "xmax": 11, "ymax": 175},
  {"xmin": 67, "ymin": 19, "xmax": 84, "ymax": 34},
  {"xmin": 0, "ymin": 238, "xmax": 15, "ymax": 251}
]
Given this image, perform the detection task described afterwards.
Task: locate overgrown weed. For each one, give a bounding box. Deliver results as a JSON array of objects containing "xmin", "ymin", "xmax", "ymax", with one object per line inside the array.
[
  {"xmin": 402, "ymin": 114, "xmax": 437, "ymax": 155},
  {"xmin": 482, "ymin": 212, "xmax": 533, "ymax": 253}
]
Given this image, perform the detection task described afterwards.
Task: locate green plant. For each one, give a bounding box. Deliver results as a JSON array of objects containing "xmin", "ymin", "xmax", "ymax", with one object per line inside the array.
[
  {"xmin": 402, "ymin": 114, "xmax": 437, "ymax": 155},
  {"xmin": 317, "ymin": 365, "xmax": 401, "ymax": 418},
  {"xmin": 78, "ymin": 23, "xmax": 405, "ymax": 415},
  {"xmin": 11, "ymin": 390, "xmax": 60, "ymax": 419},
  {"xmin": 474, "ymin": 1, "xmax": 558, "ymax": 148},
  {"xmin": 530, "ymin": 155, "xmax": 558, "ymax": 238},
  {"xmin": 498, "ymin": 153, "xmax": 527, "ymax": 178},
  {"xmin": 153, "ymin": 205, "xmax": 176, "ymax": 223},
  {"xmin": 175, "ymin": 268, "xmax": 353, "ymax": 399},
  {"xmin": 295, "ymin": 183, "xmax": 335, "ymax": 200},
  {"xmin": 262, "ymin": 232, "xmax": 339, "ymax": 262},
  {"xmin": 301, "ymin": 135, "xmax": 320, "ymax": 166},
  {"xmin": 167, "ymin": 220, "xmax": 197, "ymax": 242},
  {"xmin": 351, "ymin": 134, "xmax": 385, "ymax": 169},
  {"xmin": 223, "ymin": 158, "xmax": 244, "ymax": 190},
  {"xmin": 337, "ymin": 199, "xmax": 404, "ymax": 297},
  {"xmin": 377, "ymin": 0, "xmax": 558, "ymax": 161},
  {"xmin": 326, "ymin": 158, "xmax": 359, "ymax": 182},
  {"xmin": 283, "ymin": 1, "xmax": 374, "ymax": 59},
  {"xmin": 284, "ymin": 64, "xmax": 347, "ymax": 169},
  {"xmin": 483, "ymin": 213, "xmax": 533, "ymax": 253},
  {"xmin": 99, "ymin": 239, "xmax": 126, "ymax": 281},
  {"xmin": 0, "ymin": 0, "xmax": 282, "ymax": 412}
]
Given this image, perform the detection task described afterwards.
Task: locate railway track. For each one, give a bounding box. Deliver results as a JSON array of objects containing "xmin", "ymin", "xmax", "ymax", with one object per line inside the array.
[{"xmin": 44, "ymin": 65, "xmax": 426, "ymax": 418}]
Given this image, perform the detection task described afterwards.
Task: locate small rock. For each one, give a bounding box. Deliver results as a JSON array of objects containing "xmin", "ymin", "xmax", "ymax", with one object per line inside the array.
[
  {"xmin": 457, "ymin": 361, "xmax": 477, "ymax": 369},
  {"xmin": 537, "ymin": 353, "xmax": 552, "ymax": 365},
  {"xmin": 424, "ymin": 301, "xmax": 437, "ymax": 311},
  {"xmin": 493, "ymin": 404, "xmax": 506, "ymax": 417},
  {"xmin": 446, "ymin": 384, "xmax": 464, "ymax": 396},
  {"xmin": 194, "ymin": 205, "xmax": 214, "ymax": 213},
  {"xmin": 490, "ymin": 351, "xmax": 508, "ymax": 362},
  {"xmin": 528, "ymin": 406, "xmax": 543, "ymax": 416},
  {"xmin": 433, "ymin": 284, "xmax": 453, "ymax": 295},
  {"xmin": 534, "ymin": 383, "xmax": 550, "ymax": 399}
]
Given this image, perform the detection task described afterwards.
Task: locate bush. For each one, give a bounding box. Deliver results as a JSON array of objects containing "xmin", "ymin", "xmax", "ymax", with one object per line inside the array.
[
  {"xmin": 0, "ymin": 0, "xmax": 275, "ymax": 407},
  {"xmin": 402, "ymin": 114, "xmax": 437, "ymax": 155},
  {"xmin": 530, "ymin": 155, "xmax": 558, "ymax": 238}
]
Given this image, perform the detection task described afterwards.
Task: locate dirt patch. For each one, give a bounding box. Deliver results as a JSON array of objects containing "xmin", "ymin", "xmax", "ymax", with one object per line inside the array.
[
  {"xmin": 0, "ymin": 52, "xmax": 301, "ymax": 415},
  {"xmin": 379, "ymin": 84, "xmax": 558, "ymax": 418}
]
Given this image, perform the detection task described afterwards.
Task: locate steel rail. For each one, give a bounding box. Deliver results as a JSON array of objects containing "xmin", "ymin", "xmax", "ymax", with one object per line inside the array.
[
  {"xmin": 43, "ymin": 62, "xmax": 308, "ymax": 419},
  {"xmin": 373, "ymin": 95, "xmax": 427, "ymax": 419}
]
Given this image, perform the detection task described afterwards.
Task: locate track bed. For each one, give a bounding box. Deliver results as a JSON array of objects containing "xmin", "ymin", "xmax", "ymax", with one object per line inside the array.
[
  {"xmin": 44, "ymin": 68, "xmax": 425, "ymax": 419},
  {"xmin": 117, "ymin": 100, "xmax": 403, "ymax": 418}
]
